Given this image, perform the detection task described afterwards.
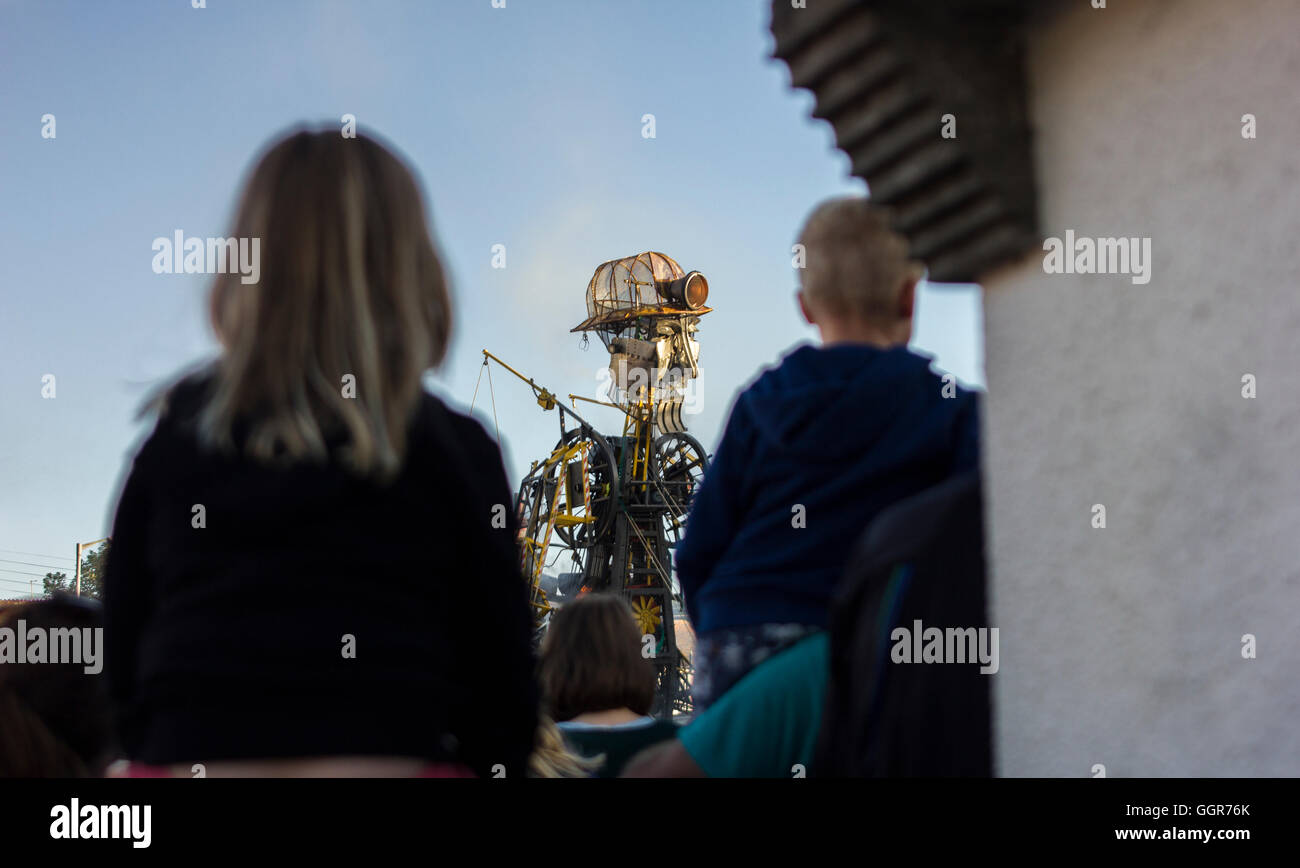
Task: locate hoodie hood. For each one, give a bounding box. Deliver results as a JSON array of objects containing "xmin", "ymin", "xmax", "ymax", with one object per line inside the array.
[
  {"xmin": 673, "ymin": 340, "xmax": 979, "ymax": 634},
  {"xmin": 740, "ymin": 343, "xmax": 940, "ymax": 462}
]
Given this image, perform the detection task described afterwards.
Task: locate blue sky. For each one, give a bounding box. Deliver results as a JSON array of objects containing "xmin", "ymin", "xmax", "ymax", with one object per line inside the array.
[{"xmin": 0, "ymin": 0, "xmax": 982, "ymax": 595}]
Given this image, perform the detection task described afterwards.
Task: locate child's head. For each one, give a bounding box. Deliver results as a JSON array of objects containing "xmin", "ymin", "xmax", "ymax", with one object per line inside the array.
[
  {"xmin": 538, "ymin": 593, "xmax": 656, "ymax": 722},
  {"xmin": 795, "ymin": 196, "xmax": 922, "ymax": 347},
  {"xmin": 200, "ymin": 126, "xmax": 451, "ymax": 479},
  {"xmin": 0, "ymin": 596, "xmax": 114, "ymax": 777}
]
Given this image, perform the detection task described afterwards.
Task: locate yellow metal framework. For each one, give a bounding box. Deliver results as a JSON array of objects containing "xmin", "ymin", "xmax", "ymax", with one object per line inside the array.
[
  {"xmin": 476, "ymin": 350, "xmax": 604, "ymax": 625},
  {"xmin": 518, "ymin": 438, "xmax": 595, "ymax": 619}
]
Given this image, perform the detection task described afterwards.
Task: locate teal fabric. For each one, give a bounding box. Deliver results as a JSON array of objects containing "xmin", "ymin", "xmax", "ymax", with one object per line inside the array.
[
  {"xmin": 678, "ymin": 632, "xmax": 830, "ymax": 778},
  {"xmin": 559, "ymin": 719, "xmax": 680, "ymax": 778}
]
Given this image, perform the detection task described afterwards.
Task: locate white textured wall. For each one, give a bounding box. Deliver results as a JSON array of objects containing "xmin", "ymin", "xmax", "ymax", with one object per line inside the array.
[{"xmin": 983, "ymin": 0, "xmax": 1300, "ymax": 776}]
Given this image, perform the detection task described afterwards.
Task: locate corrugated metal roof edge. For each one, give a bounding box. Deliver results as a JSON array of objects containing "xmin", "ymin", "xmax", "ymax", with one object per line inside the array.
[{"xmin": 770, "ymin": 0, "xmax": 1042, "ymax": 283}]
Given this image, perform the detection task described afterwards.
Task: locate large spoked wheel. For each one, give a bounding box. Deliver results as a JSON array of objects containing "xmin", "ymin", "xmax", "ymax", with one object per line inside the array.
[
  {"xmin": 515, "ymin": 472, "xmax": 551, "ymax": 577},
  {"xmin": 514, "ymin": 471, "xmax": 559, "ymax": 636},
  {"xmin": 651, "ymin": 432, "xmax": 709, "ymax": 534},
  {"xmin": 553, "ymin": 426, "xmax": 619, "ymax": 549}
]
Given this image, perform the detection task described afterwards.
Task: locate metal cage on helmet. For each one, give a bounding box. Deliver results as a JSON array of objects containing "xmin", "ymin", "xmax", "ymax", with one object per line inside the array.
[{"xmin": 571, "ymin": 251, "xmax": 711, "ymax": 342}]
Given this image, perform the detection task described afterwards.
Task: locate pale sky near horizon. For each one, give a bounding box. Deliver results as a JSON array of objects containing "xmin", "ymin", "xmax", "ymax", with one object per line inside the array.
[{"xmin": 0, "ymin": 0, "xmax": 983, "ymax": 596}]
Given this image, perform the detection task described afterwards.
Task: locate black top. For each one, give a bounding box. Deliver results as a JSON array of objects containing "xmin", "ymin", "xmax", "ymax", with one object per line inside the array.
[{"xmin": 101, "ymin": 373, "xmax": 538, "ymax": 776}]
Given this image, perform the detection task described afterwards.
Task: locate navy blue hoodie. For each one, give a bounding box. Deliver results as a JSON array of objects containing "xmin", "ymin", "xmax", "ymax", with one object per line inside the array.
[{"xmin": 675, "ymin": 343, "xmax": 979, "ymax": 634}]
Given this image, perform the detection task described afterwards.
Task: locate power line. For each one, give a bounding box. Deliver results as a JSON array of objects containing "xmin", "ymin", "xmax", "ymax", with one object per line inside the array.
[
  {"xmin": 0, "ymin": 567, "xmax": 64, "ymax": 579},
  {"xmin": 0, "ymin": 571, "xmax": 50, "ymax": 581},
  {"xmin": 0, "ymin": 558, "xmax": 74, "ymax": 571},
  {"xmin": 0, "ymin": 548, "xmax": 75, "ymax": 563},
  {"xmin": 0, "ymin": 571, "xmax": 55, "ymax": 587}
]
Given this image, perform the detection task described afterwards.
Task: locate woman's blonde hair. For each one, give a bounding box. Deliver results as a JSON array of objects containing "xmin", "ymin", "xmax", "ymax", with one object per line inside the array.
[
  {"xmin": 527, "ymin": 716, "xmax": 605, "ymax": 778},
  {"xmin": 199, "ymin": 126, "xmax": 451, "ymax": 479}
]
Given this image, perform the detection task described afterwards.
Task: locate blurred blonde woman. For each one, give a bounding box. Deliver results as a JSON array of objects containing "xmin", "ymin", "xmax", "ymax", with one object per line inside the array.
[{"xmin": 101, "ymin": 126, "xmax": 537, "ymax": 778}]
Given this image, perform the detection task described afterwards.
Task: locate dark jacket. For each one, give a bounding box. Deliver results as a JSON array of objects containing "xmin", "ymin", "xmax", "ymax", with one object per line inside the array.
[
  {"xmin": 813, "ymin": 471, "xmax": 991, "ymax": 777},
  {"xmin": 101, "ymin": 373, "xmax": 538, "ymax": 776},
  {"xmin": 675, "ymin": 342, "xmax": 978, "ymax": 634}
]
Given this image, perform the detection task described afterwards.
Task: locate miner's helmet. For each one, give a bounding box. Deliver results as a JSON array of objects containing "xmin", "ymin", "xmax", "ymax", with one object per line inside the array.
[{"xmin": 573, "ymin": 252, "xmax": 711, "ymax": 335}]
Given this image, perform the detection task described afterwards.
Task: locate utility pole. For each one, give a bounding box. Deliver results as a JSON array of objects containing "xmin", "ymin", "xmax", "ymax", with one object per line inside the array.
[{"xmin": 75, "ymin": 538, "xmax": 110, "ymax": 596}]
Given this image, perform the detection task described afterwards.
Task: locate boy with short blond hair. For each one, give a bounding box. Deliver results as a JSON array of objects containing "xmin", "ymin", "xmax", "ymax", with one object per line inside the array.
[{"xmin": 676, "ymin": 196, "xmax": 979, "ymax": 710}]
